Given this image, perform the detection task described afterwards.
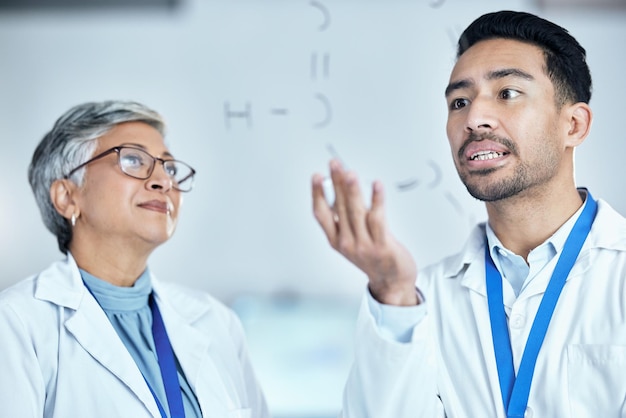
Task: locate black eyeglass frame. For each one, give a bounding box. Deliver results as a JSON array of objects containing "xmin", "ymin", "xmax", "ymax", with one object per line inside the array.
[{"xmin": 64, "ymin": 146, "xmax": 196, "ymax": 192}]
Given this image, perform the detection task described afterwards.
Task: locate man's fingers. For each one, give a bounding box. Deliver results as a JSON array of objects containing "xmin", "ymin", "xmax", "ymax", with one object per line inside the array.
[
  {"xmin": 343, "ymin": 171, "xmax": 371, "ymax": 243},
  {"xmin": 314, "ymin": 164, "xmax": 419, "ymax": 306},
  {"xmin": 329, "ymin": 160, "xmax": 355, "ymax": 244},
  {"xmin": 367, "ymin": 180, "xmax": 387, "ymax": 244},
  {"xmin": 312, "ymin": 173, "xmax": 337, "ymax": 245},
  {"xmin": 330, "ymin": 160, "xmax": 373, "ymax": 245}
]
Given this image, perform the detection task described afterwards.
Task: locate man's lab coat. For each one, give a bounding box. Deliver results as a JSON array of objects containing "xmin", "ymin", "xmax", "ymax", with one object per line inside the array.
[
  {"xmin": 343, "ymin": 199, "xmax": 626, "ymax": 418},
  {"xmin": 0, "ymin": 254, "xmax": 269, "ymax": 418}
]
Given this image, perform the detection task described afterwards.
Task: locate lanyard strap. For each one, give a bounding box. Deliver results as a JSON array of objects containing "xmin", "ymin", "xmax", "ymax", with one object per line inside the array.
[
  {"xmin": 149, "ymin": 293, "xmax": 186, "ymax": 418},
  {"xmin": 485, "ymin": 194, "xmax": 597, "ymax": 418}
]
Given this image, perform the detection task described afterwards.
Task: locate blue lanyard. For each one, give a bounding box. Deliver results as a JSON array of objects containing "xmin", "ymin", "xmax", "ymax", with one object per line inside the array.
[
  {"xmin": 485, "ymin": 194, "xmax": 597, "ymax": 418},
  {"xmin": 149, "ymin": 293, "xmax": 186, "ymax": 418}
]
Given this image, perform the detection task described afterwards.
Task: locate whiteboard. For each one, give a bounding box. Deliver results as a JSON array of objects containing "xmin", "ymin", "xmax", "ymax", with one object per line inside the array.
[{"xmin": 1, "ymin": 0, "xmax": 625, "ymax": 302}]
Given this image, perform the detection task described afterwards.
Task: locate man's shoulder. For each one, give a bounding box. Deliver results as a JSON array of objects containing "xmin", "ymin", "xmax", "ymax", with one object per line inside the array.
[{"xmin": 592, "ymin": 199, "xmax": 626, "ymax": 250}]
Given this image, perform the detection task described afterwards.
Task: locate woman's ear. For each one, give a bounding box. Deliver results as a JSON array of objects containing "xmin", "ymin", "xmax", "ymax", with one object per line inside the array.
[
  {"xmin": 50, "ymin": 179, "xmax": 79, "ymax": 222},
  {"xmin": 564, "ymin": 102, "xmax": 593, "ymax": 148}
]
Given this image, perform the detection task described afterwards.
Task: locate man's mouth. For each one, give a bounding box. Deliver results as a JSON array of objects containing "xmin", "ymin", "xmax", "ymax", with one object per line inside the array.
[{"xmin": 470, "ymin": 150, "xmax": 507, "ymax": 161}]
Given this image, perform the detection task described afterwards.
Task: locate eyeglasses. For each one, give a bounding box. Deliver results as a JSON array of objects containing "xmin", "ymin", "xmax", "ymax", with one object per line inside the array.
[{"xmin": 65, "ymin": 146, "xmax": 196, "ymax": 192}]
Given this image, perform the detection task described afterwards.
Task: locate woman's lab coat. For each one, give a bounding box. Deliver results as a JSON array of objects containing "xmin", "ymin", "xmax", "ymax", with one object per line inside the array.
[
  {"xmin": 0, "ymin": 254, "xmax": 269, "ymax": 418},
  {"xmin": 342, "ymin": 199, "xmax": 626, "ymax": 418}
]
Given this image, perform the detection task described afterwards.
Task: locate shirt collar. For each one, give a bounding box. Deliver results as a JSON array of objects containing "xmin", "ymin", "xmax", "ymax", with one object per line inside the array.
[
  {"xmin": 80, "ymin": 268, "xmax": 152, "ymax": 312},
  {"xmin": 485, "ymin": 189, "xmax": 589, "ymax": 262}
]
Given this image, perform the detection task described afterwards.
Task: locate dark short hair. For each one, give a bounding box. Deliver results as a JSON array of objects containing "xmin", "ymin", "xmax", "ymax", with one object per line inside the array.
[{"xmin": 457, "ymin": 10, "xmax": 592, "ymax": 106}]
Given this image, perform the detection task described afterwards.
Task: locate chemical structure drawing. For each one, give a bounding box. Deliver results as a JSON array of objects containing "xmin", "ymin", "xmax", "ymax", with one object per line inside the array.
[
  {"xmin": 310, "ymin": 0, "xmax": 331, "ymax": 31},
  {"xmin": 221, "ymin": 0, "xmax": 473, "ymax": 222}
]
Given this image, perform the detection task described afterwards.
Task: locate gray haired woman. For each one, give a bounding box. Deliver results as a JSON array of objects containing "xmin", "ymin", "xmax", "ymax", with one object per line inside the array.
[{"xmin": 0, "ymin": 100, "xmax": 269, "ymax": 418}]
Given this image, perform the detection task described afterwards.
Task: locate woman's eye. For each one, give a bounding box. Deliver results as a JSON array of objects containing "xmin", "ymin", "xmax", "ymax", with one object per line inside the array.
[
  {"xmin": 166, "ymin": 165, "xmax": 178, "ymax": 177},
  {"xmin": 121, "ymin": 154, "xmax": 145, "ymax": 168},
  {"xmin": 450, "ymin": 98, "xmax": 469, "ymax": 110}
]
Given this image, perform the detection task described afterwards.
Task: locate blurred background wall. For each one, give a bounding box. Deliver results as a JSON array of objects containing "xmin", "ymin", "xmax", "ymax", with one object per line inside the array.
[{"xmin": 1, "ymin": 0, "xmax": 625, "ymax": 416}]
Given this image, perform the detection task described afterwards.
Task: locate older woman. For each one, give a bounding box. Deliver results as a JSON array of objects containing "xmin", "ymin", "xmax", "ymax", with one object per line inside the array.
[{"xmin": 0, "ymin": 101, "xmax": 269, "ymax": 418}]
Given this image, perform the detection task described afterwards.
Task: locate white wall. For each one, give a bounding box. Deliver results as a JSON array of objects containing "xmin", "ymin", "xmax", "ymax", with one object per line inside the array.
[
  {"xmin": 2, "ymin": 2, "xmax": 625, "ymax": 416},
  {"xmin": 1, "ymin": 0, "xmax": 624, "ymax": 303}
]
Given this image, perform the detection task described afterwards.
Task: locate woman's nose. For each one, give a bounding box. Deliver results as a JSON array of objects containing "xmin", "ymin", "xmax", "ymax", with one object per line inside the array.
[{"xmin": 146, "ymin": 163, "xmax": 173, "ymax": 192}]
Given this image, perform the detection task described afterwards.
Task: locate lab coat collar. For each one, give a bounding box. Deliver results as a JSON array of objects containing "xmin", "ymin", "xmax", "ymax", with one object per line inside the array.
[
  {"xmin": 441, "ymin": 222, "xmax": 487, "ymax": 295},
  {"xmin": 34, "ymin": 252, "xmax": 85, "ymax": 309},
  {"xmin": 441, "ymin": 197, "xmax": 626, "ymax": 298},
  {"xmin": 586, "ymin": 199, "xmax": 626, "ymax": 251},
  {"xmin": 34, "ymin": 254, "xmax": 162, "ymax": 417}
]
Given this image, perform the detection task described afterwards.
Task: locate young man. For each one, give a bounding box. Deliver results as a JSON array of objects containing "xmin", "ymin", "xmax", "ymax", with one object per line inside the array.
[{"xmin": 312, "ymin": 10, "xmax": 626, "ymax": 417}]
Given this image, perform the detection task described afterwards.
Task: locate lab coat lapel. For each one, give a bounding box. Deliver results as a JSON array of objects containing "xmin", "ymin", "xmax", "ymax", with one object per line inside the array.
[
  {"xmin": 35, "ymin": 255, "xmax": 161, "ymax": 417},
  {"xmin": 464, "ymin": 256, "xmax": 505, "ymax": 412},
  {"xmin": 447, "ymin": 230, "xmax": 506, "ymax": 412},
  {"xmin": 152, "ymin": 282, "xmax": 239, "ymax": 416},
  {"xmin": 455, "ymin": 224, "xmax": 489, "ymax": 299},
  {"xmin": 64, "ymin": 295, "xmax": 162, "ymax": 417}
]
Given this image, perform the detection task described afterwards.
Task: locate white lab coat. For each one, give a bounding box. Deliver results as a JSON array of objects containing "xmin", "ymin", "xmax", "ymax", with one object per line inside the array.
[
  {"xmin": 0, "ymin": 254, "xmax": 269, "ymax": 418},
  {"xmin": 342, "ymin": 199, "xmax": 626, "ymax": 418}
]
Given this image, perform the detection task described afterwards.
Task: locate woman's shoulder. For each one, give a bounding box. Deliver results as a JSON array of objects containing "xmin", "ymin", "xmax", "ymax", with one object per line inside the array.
[
  {"xmin": 0, "ymin": 272, "xmax": 65, "ymax": 341},
  {"xmin": 0, "ymin": 275, "xmax": 39, "ymax": 310}
]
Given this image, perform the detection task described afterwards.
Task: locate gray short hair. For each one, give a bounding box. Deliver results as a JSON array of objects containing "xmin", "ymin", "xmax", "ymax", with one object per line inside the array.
[{"xmin": 28, "ymin": 100, "xmax": 166, "ymax": 254}]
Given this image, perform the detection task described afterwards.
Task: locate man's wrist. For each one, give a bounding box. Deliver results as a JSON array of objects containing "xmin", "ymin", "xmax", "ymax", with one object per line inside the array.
[{"xmin": 369, "ymin": 284, "xmax": 421, "ymax": 306}]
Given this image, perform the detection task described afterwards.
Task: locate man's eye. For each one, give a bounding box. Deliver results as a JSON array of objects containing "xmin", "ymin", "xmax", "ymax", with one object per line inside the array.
[
  {"xmin": 450, "ymin": 98, "xmax": 469, "ymax": 110},
  {"xmin": 500, "ymin": 89, "xmax": 521, "ymax": 100}
]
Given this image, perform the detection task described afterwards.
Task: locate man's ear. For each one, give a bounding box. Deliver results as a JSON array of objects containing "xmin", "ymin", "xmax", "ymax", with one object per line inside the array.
[
  {"xmin": 564, "ymin": 102, "xmax": 593, "ymax": 148},
  {"xmin": 50, "ymin": 179, "xmax": 79, "ymax": 221}
]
